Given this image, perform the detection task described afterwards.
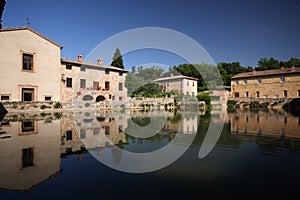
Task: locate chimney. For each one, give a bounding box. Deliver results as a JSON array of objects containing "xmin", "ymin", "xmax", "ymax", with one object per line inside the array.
[
  {"xmin": 97, "ymin": 58, "xmax": 103, "ymax": 65},
  {"xmin": 281, "ymin": 66, "xmax": 285, "ymax": 70},
  {"xmin": 78, "ymin": 54, "xmax": 83, "ymax": 62},
  {"xmin": 291, "ymin": 65, "xmax": 296, "ymax": 71}
]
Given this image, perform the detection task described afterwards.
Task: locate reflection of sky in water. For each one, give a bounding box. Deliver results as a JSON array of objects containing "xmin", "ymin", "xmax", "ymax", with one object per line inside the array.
[{"xmin": 1, "ymin": 109, "xmax": 300, "ymax": 199}]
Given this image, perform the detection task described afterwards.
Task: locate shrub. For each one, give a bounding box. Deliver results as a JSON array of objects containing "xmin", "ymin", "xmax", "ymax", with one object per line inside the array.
[
  {"xmin": 54, "ymin": 112, "xmax": 62, "ymax": 119},
  {"xmin": 40, "ymin": 104, "xmax": 47, "ymax": 109},
  {"xmin": 54, "ymin": 102, "xmax": 62, "ymax": 109},
  {"xmin": 197, "ymin": 93, "xmax": 211, "ymax": 105},
  {"xmin": 249, "ymin": 101, "xmax": 260, "ymax": 109}
]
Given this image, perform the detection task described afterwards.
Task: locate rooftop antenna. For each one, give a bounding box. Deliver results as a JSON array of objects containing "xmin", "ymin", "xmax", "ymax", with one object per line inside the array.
[{"xmin": 26, "ymin": 17, "xmax": 30, "ymax": 27}]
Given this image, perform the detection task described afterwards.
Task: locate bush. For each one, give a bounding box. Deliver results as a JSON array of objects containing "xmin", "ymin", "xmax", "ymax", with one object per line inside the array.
[
  {"xmin": 197, "ymin": 93, "xmax": 211, "ymax": 105},
  {"xmin": 40, "ymin": 104, "xmax": 47, "ymax": 109},
  {"xmin": 250, "ymin": 101, "xmax": 269, "ymax": 109},
  {"xmin": 54, "ymin": 102, "xmax": 62, "ymax": 109},
  {"xmin": 250, "ymin": 101, "xmax": 260, "ymax": 109},
  {"xmin": 54, "ymin": 112, "xmax": 62, "ymax": 119},
  {"xmin": 227, "ymin": 100, "xmax": 239, "ymax": 112}
]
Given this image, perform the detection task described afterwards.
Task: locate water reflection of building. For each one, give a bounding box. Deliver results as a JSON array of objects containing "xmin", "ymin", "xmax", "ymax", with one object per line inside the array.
[
  {"xmin": 0, "ymin": 112, "xmax": 128, "ymax": 191},
  {"xmin": 229, "ymin": 110, "xmax": 300, "ymax": 138},
  {"xmin": 0, "ymin": 118, "xmax": 61, "ymax": 191},
  {"xmin": 163, "ymin": 112, "xmax": 198, "ymax": 134},
  {"xmin": 0, "ymin": 110, "xmax": 203, "ymax": 191}
]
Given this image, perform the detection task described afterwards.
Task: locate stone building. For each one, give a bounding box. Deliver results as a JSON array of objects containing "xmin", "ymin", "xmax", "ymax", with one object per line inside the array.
[
  {"xmin": 0, "ymin": 27, "xmax": 62, "ymax": 102},
  {"xmin": 231, "ymin": 67, "xmax": 300, "ymax": 98},
  {"xmin": 61, "ymin": 56, "xmax": 128, "ymax": 103},
  {"xmin": 155, "ymin": 74, "xmax": 198, "ymax": 97},
  {"xmin": 0, "ymin": 27, "xmax": 128, "ymax": 103}
]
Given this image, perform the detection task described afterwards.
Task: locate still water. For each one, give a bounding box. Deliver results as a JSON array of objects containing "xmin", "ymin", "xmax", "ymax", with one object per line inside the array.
[{"xmin": 1, "ymin": 109, "xmax": 300, "ymax": 199}]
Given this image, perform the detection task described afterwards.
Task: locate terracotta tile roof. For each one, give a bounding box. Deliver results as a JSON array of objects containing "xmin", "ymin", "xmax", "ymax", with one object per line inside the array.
[
  {"xmin": 61, "ymin": 58, "xmax": 128, "ymax": 72},
  {"xmin": 155, "ymin": 75, "xmax": 199, "ymax": 82},
  {"xmin": 231, "ymin": 67, "xmax": 300, "ymax": 79},
  {"xmin": 0, "ymin": 26, "xmax": 63, "ymax": 49}
]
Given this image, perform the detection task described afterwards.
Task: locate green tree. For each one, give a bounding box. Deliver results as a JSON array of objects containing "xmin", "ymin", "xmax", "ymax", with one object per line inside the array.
[
  {"xmin": 125, "ymin": 65, "xmax": 165, "ymax": 96},
  {"xmin": 111, "ymin": 48, "xmax": 124, "ymax": 69},
  {"xmin": 280, "ymin": 57, "xmax": 300, "ymax": 68},
  {"xmin": 133, "ymin": 82, "xmax": 163, "ymax": 97},
  {"xmin": 217, "ymin": 62, "xmax": 252, "ymax": 86},
  {"xmin": 256, "ymin": 57, "xmax": 280, "ymax": 71}
]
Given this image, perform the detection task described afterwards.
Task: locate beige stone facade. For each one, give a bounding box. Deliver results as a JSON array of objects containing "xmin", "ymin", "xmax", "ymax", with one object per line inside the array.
[
  {"xmin": 231, "ymin": 67, "xmax": 300, "ymax": 98},
  {"xmin": 61, "ymin": 57, "xmax": 128, "ymax": 103},
  {"xmin": 0, "ymin": 27, "xmax": 62, "ymax": 102},
  {"xmin": 0, "ymin": 27, "xmax": 128, "ymax": 103},
  {"xmin": 155, "ymin": 75, "xmax": 198, "ymax": 97}
]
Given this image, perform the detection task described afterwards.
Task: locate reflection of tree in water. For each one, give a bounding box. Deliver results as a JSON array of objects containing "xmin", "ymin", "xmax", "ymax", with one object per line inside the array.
[
  {"xmin": 110, "ymin": 146, "xmax": 123, "ymax": 164},
  {"xmin": 131, "ymin": 117, "xmax": 151, "ymax": 127}
]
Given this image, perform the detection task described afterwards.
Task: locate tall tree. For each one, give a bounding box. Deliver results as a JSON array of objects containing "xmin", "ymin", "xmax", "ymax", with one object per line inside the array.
[
  {"xmin": 0, "ymin": 0, "xmax": 6, "ymax": 29},
  {"xmin": 256, "ymin": 57, "xmax": 280, "ymax": 71},
  {"xmin": 111, "ymin": 48, "xmax": 124, "ymax": 69}
]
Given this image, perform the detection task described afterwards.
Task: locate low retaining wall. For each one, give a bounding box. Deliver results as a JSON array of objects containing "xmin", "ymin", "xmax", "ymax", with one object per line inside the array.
[{"xmin": 228, "ymin": 97, "xmax": 292, "ymax": 105}]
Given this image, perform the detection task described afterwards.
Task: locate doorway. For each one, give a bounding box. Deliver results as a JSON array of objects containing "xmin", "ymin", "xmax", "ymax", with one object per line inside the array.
[{"xmin": 22, "ymin": 88, "xmax": 34, "ymax": 102}]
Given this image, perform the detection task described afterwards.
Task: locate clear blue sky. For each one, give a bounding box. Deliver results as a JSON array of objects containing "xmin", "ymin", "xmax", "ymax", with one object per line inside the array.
[{"xmin": 2, "ymin": 0, "xmax": 300, "ymax": 69}]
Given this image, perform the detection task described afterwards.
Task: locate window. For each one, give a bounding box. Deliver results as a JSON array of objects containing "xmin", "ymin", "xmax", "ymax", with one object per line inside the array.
[
  {"xmin": 80, "ymin": 79, "xmax": 86, "ymax": 89},
  {"xmin": 192, "ymin": 81, "xmax": 195, "ymax": 87},
  {"xmin": 45, "ymin": 96, "xmax": 52, "ymax": 101},
  {"xmin": 80, "ymin": 129, "xmax": 86, "ymax": 139},
  {"xmin": 119, "ymin": 82, "xmax": 123, "ymax": 91},
  {"xmin": 245, "ymin": 91, "xmax": 249, "ymax": 98},
  {"xmin": 109, "ymin": 94, "xmax": 112, "ymax": 99},
  {"xmin": 112, "ymin": 96, "xmax": 115, "ymax": 101},
  {"xmin": 22, "ymin": 148, "xmax": 34, "ymax": 168},
  {"xmin": 1, "ymin": 95, "xmax": 9, "ymax": 101},
  {"xmin": 284, "ymin": 116, "xmax": 287, "ymax": 124},
  {"xmin": 80, "ymin": 66, "xmax": 86, "ymax": 72},
  {"xmin": 187, "ymin": 81, "xmax": 189, "ymax": 86},
  {"xmin": 22, "ymin": 88, "xmax": 34, "ymax": 102},
  {"xmin": 105, "ymin": 69, "xmax": 110, "ymax": 74},
  {"xmin": 235, "ymin": 80, "xmax": 239, "ymax": 85},
  {"xmin": 284, "ymin": 90, "xmax": 288, "ymax": 97},
  {"xmin": 244, "ymin": 79, "xmax": 247, "ymax": 85},
  {"xmin": 119, "ymin": 72, "xmax": 123, "ymax": 76},
  {"xmin": 256, "ymin": 91, "xmax": 260, "ymax": 98},
  {"xmin": 119, "ymin": 125, "xmax": 123, "ymax": 133},
  {"xmin": 280, "ymin": 75, "xmax": 285, "ymax": 83},
  {"xmin": 119, "ymin": 97, "xmax": 123, "ymax": 101},
  {"xmin": 66, "ymin": 64, "xmax": 72, "ymax": 70},
  {"xmin": 104, "ymin": 126, "xmax": 110, "ymax": 135},
  {"xmin": 93, "ymin": 81, "xmax": 99, "ymax": 90},
  {"xmin": 257, "ymin": 77, "xmax": 262, "ymax": 84},
  {"xmin": 66, "ymin": 78, "xmax": 72, "ymax": 88},
  {"xmin": 186, "ymin": 92, "xmax": 189, "ymax": 96},
  {"xmin": 105, "ymin": 81, "xmax": 110, "ymax": 90},
  {"xmin": 21, "ymin": 120, "xmax": 35, "ymax": 133},
  {"xmin": 66, "ymin": 130, "xmax": 72, "ymax": 141},
  {"xmin": 192, "ymin": 92, "xmax": 195, "ymax": 97},
  {"xmin": 298, "ymin": 90, "xmax": 300, "ymax": 97},
  {"xmin": 22, "ymin": 53, "xmax": 33, "ymax": 71},
  {"xmin": 93, "ymin": 128, "xmax": 100, "ymax": 135}
]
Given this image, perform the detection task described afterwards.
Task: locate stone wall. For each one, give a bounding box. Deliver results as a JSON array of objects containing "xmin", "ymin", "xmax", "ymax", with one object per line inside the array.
[{"xmin": 231, "ymin": 73, "xmax": 300, "ymax": 98}]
